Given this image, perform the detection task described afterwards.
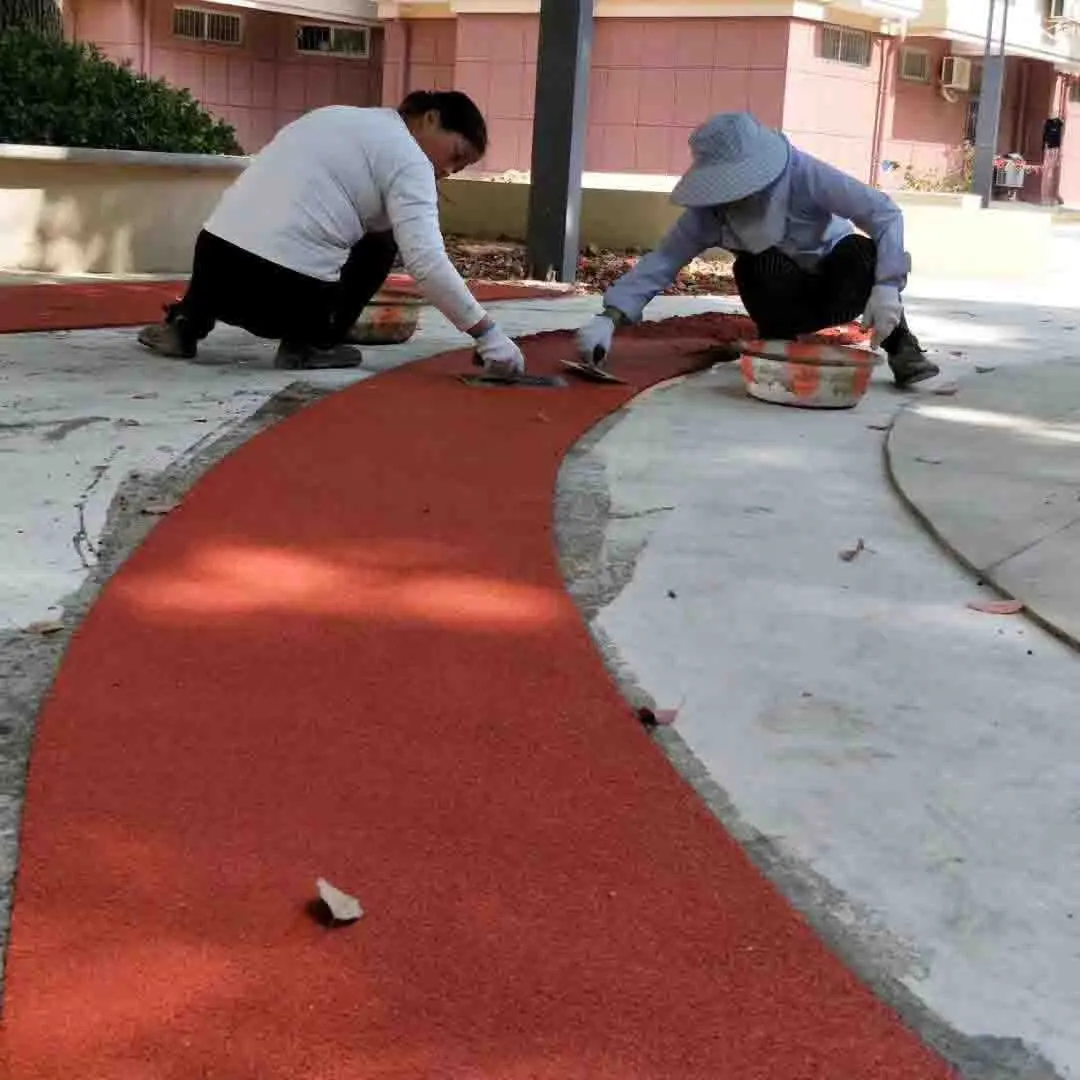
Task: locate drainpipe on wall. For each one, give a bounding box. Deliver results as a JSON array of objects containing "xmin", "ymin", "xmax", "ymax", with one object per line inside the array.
[
  {"xmin": 142, "ymin": 0, "xmax": 152, "ymax": 76},
  {"xmin": 869, "ymin": 30, "xmax": 893, "ymax": 187},
  {"xmin": 402, "ymin": 17, "xmax": 412, "ymax": 97},
  {"xmin": 1013, "ymin": 58, "xmax": 1029, "ymax": 153}
]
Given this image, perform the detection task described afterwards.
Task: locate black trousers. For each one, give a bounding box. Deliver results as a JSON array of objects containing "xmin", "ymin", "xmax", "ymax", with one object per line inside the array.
[
  {"xmin": 733, "ymin": 234, "xmax": 906, "ymax": 350},
  {"xmin": 171, "ymin": 230, "xmax": 398, "ymax": 349}
]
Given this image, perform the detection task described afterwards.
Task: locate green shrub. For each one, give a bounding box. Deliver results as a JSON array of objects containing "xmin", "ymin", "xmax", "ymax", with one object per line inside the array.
[{"xmin": 0, "ymin": 29, "xmax": 244, "ymax": 154}]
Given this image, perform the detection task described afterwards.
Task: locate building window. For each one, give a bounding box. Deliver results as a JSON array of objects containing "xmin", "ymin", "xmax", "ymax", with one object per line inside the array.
[
  {"xmin": 172, "ymin": 6, "xmax": 242, "ymax": 45},
  {"xmin": 818, "ymin": 24, "xmax": 872, "ymax": 67},
  {"xmin": 296, "ymin": 24, "xmax": 371, "ymax": 58},
  {"xmin": 899, "ymin": 47, "xmax": 931, "ymax": 83}
]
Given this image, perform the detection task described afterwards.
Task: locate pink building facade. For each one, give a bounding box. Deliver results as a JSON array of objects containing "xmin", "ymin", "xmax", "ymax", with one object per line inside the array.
[
  {"xmin": 65, "ymin": 0, "xmax": 1080, "ymax": 203},
  {"xmin": 381, "ymin": 11, "xmax": 1079, "ymax": 200},
  {"xmin": 65, "ymin": 0, "xmax": 383, "ymax": 153}
]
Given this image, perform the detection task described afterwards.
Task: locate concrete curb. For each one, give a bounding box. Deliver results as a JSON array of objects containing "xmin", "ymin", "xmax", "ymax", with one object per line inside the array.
[{"xmin": 884, "ymin": 396, "xmax": 1080, "ymax": 656}]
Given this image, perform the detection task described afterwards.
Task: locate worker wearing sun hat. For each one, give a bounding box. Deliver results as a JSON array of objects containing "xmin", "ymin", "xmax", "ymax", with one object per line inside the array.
[{"xmin": 576, "ymin": 112, "xmax": 938, "ymax": 389}]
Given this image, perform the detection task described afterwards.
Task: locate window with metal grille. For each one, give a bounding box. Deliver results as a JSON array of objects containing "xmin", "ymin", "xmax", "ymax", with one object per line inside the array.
[
  {"xmin": 899, "ymin": 47, "xmax": 931, "ymax": 82},
  {"xmin": 172, "ymin": 7, "xmax": 204, "ymax": 39},
  {"xmin": 296, "ymin": 24, "xmax": 371, "ymax": 58},
  {"xmin": 172, "ymin": 6, "xmax": 241, "ymax": 44},
  {"xmin": 818, "ymin": 24, "xmax": 872, "ymax": 67},
  {"xmin": 206, "ymin": 11, "xmax": 241, "ymax": 44}
]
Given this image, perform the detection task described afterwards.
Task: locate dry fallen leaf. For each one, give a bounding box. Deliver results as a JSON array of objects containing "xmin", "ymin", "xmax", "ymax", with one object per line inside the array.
[
  {"xmin": 315, "ymin": 878, "xmax": 364, "ymax": 925},
  {"xmin": 866, "ymin": 422, "xmax": 891, "ymax": 431},
  {"xmin": 932, "ymin": 383, "xmax": 960, "ymax": 396},
  {"xmin": 141, "ymin": 501, "xmax": 178, "ymax": 516},
  {"xmin": 967, "ymin": 599, "xmax": 1024, "ymax": 616},
  {"xmin": 975, "ymin": 365, "xmax": 996, "ymax": 374},
  {"xmin": 26, "ymin": 620, "xmax": 64, "ymax": 636},
  {"xmin": 839, "ymin": 538, "xmax": 866, "ymax": 562}
]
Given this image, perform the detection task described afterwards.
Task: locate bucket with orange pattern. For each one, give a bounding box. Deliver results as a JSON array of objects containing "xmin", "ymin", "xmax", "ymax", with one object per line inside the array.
[{"xmin": 737, "ymin": 338, "xmax": 882, "ymax": 409}]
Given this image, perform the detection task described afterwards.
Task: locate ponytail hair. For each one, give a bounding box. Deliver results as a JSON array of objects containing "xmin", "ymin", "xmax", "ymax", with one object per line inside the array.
[{"xmin": 399, "ymin": 89, "xmax": 488, "ymax": 156}]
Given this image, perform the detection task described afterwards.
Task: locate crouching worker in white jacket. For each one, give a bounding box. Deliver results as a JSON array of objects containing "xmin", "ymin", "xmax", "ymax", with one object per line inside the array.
[
  {"xmin": 577, "ymin": 112, "xmax": 938, "ymax": 389},
  {"xmin": 138, "ymin": 91, "xmax": 525, "ymax": 375}
]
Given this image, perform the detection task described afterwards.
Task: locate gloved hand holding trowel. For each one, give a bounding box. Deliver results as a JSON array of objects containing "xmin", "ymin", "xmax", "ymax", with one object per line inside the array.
[
  {"xmin": 474, "ymin": 323, "xmax": 526, "ymax": 379},
  {"xmin": 576, "ymin": 309, "xmax": 619, "ymax": 369}
]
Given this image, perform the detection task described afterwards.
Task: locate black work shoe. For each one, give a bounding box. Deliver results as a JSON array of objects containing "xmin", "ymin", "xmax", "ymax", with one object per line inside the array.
[
  {"xmin": 137, "ymin": 319, "xmax": 197, "ymax": 359},
  {"xmin": 274, "ymin": 341, "xmax": 364, "ymax": 370},
  {"xmin": 886, "ymin": 331, "xmax": 940, "ymax": 389}
]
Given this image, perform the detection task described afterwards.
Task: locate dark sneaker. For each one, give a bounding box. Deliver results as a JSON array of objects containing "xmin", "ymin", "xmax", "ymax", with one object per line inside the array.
[
  {"xmin": 274, "ymin": 342, "xmax": 364, "ymax": 370},
  {"xmin": 887, "ymin": 332, "xmax": 940, "ymax": 389},
  {"xmin": 137, "ymin": 320, "xmax": 196, "ymax": 359}
]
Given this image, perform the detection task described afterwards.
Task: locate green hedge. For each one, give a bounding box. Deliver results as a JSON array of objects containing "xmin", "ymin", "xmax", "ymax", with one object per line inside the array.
[{"xmin": 0, "ymin": 29, "xmax": 244, "ymax": 155}]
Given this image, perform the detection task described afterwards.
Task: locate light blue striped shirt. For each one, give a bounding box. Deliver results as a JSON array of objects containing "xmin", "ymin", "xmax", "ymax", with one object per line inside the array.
[{"xmin": 604, "ymin": 147, "xmax": 910, "ymax": 323}]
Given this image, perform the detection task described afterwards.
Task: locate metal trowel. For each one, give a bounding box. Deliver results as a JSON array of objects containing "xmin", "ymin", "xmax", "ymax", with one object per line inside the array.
[
  {"xmin": 459, "ymin": 351, "xmax": 567, "ymax": 388},
  {"xmin": 560, "ymin": 346, "xmax": 627, "ymax": 385}
]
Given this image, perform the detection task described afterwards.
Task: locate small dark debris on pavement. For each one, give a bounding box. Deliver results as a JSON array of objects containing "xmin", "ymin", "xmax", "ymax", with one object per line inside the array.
[
  {"xmin": 839, "ymin": 538, "xmax": 866, "ymax": 563},
  {"xmin": 636, "ymin": 707, "xmax": 679, "ymax": 729}
]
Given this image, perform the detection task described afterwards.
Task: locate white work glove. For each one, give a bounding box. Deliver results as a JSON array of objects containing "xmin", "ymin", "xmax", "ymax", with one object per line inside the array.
[
  {"xmin": 576, "ymin": 315, "xmax": 616, "ymax": 367},
  {"xmin": 475, "ymin": 326, "xmax": 525, "ymax": 378},
  {"xmin": 862, "ymin": 284, "xmax": 903, "ymax": 345}
]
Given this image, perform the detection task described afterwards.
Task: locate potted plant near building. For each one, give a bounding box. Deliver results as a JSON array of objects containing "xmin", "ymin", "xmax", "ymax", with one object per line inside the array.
[{"xmin": 993, "ymin": 153, "xmax": 1041, "ymax": 201}]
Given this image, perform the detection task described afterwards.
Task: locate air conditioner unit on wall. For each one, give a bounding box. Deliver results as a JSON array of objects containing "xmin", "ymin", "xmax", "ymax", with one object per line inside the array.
[{"xmin": 941, "ymin": 56, "xmax": 973, "ymax": 92}]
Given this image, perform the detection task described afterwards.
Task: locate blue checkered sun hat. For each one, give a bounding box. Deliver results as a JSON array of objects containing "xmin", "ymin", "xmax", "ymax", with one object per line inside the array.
[{"xmin": 671, "ymin": 112, "xmax": 791, "ymax": 207}]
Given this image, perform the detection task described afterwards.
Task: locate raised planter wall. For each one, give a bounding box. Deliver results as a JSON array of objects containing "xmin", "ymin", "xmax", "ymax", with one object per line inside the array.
[
  {"xmin": 0, "ymin": 146, "xmax": 247, "ymax": 276},
  {"xmin": 0, "ymin": 146, "xmax": 1053, "ymax": 279},
  {"xmin": 440, "ymin": 178, "xmax": 1053, "ymax": 280}
]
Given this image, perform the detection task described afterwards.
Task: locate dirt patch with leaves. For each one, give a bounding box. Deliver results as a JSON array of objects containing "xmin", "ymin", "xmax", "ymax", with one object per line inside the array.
[{"xmin": 440, "ymin": 236, "xmax": 739, "ymax": 296}]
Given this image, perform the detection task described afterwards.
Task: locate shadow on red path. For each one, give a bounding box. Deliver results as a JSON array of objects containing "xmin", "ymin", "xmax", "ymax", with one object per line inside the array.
[
  {"xmin": 2, "ymin": 320, "xmax": 952, "ymax": 1079},
  {"xmin": 0, "ymin": 274, "xmax": 569, "ymax": 334}
]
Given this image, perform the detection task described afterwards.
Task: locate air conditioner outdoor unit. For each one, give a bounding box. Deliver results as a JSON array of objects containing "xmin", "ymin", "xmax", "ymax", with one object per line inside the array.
[{"xmin": 941, "ymin": 56, "xmax": 973, "ymax": 91}]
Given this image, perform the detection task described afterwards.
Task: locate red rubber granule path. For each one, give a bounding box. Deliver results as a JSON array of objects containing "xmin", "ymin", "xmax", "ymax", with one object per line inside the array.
[
  {"xmin": 1, "ymin": 310, "xmax": 951, "ymax": 1079},
  {"xmin": 0, "ymin": 274, "xmax": 565, "ymax": 334}
]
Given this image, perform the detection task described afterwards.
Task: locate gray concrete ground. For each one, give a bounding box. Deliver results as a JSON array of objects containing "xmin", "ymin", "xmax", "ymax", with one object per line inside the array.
[
  {"xmin": 1, "ymin": 234, "xmax": 1080, "ymax": 1078},
  {"xmin": 889, "ymin": 363, "xmax": 1080, "ymax": 648}
]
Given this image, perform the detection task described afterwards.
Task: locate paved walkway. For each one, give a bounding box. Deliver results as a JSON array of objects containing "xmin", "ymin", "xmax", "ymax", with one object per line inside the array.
[
  {"xmin": 888, "ymin": 363, "xmax": 1080, "ymax": 649},
  {"xmin": 2, "ymin": 245, "xmax": 1080, "ymax": 1077}
]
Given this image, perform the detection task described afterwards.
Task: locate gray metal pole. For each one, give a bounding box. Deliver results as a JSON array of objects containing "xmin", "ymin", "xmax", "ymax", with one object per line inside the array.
[
  {"xmin": 525, "ymin": 0, "xmax": 595, "ymax": 283},
  {"xmin": 973, "ymin": 0, "xmax": 1011, "ymax": 207}
]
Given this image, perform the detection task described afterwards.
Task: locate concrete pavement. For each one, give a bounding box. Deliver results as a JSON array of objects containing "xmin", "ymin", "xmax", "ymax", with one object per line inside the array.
[
  {"xmin": 889, "ymin": 363, "xmax": 1080, "ymax": 649},
  {"xmin": 1, "ymin": 247, "xmax": 1080, "ymax": 1078}
]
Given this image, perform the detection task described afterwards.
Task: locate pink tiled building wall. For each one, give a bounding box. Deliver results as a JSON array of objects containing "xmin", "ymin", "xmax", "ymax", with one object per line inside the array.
[
  {"xmin": 67, "ymin": 0, "xmax": 382, "ymax": 153},
  {"xmin": 381, "ymin": 13, "xmax": 1070, "ymax": 197},
  {"xmin": 66, "ymin": 0, "xmax": 1074, "ymax": 200}
]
